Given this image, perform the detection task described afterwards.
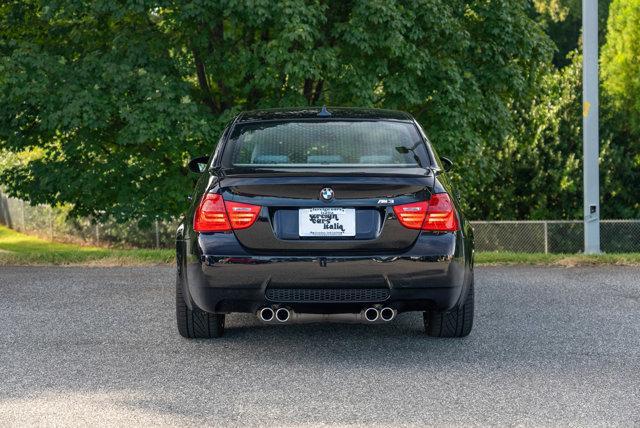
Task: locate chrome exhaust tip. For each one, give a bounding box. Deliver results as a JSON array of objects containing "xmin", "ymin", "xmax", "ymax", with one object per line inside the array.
[
  {"xmin": 275, "ymin": 307, "xmax": 291, "ymax": 323},
  {"xmin": 364, "ymin": 307, "xmax": 379, "ymax": 322},
  {"xmin": 380, "ymin": 307, "xmax": 396, "ymax": 322},
  {"xmin": 258, "ymin": 307, "xmax": 275, "ymax": 322}
]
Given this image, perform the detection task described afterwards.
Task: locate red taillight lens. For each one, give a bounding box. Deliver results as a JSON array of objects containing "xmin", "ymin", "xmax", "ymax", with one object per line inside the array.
[
  {"xmin": 392, "ymin": 201, "xmax": 428, "ymax": 229},
  {"xmin": 194, "ymin": 193, "xmax": 231, "ymax": 232},
  {"xmin": 224, "ymin": 200, "xmax": 261, "ymax": 230},
  {"xmin": 393, "ymin": 193, "xmax": 459, "ymax": 232},
  {"xmin": 422, "ymin": 193, "xmax": 458, "ymax": 231},
  {"xmin": 194, "ymin": 193, "xmax": 261, "ymax": 232}
]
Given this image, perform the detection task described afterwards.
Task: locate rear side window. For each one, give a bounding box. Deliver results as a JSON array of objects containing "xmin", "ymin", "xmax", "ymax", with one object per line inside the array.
[{"xmin": 224, "ymin": 120, "xmax": 429, "ymax": 168}]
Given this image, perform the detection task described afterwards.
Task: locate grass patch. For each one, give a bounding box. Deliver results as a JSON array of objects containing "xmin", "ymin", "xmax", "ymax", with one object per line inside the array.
[
  {"xmin": 0, "ymin": 225, "xmax": 173, "ymax": 266},
  {"xmin": 1, "ymin": 225, "xmax": 639, "ymax": 267},
  {"xmin": 476, "ymin": 251, "xmax": 640, "ymax": 266}
]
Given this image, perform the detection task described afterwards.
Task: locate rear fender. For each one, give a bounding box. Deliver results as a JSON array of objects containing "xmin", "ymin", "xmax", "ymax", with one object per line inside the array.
[{"xmin": 176, "ymin": 222, "xmax": 196, "ymax": 310}]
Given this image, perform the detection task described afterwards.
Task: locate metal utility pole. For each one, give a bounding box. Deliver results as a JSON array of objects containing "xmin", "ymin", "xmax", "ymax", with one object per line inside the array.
[{"xmin": 582, "ymin": 0, "xmax": 600, "ymax": 254}]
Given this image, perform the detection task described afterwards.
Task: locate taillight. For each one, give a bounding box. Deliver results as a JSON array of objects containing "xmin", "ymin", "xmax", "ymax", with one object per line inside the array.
[
  {"xmin": 422, "ymin": 193, "xmax": 459, "ymax": 231},
  {"xmin": 194, "ymin": 194, "xmax": 231, "ymax": 232},
  {"xmin": 224, "ymin": 200, "xmax": 261, "ymax": 230},
  {"xmin": 393, "ymin": 193, "xmax": 459, "ymax": 232},
  {"xmin": 193, "ymin": 194, "xmax": 261, "ymax": 232},
  {"xmin": 392, "ymin": 201, "xmax": 428, "ymax": 229}
]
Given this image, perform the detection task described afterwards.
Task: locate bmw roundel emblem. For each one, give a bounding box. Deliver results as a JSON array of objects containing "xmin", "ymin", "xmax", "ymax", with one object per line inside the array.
[{"xmin": 320, "ymin": 187, "xmax": 334, "ymax": 201}]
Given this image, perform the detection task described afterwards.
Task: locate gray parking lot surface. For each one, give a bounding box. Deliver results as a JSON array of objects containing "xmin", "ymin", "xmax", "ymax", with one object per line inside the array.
[{"xmin": 0, "ymin": 265, "xmax": 639, "ymax": 426}]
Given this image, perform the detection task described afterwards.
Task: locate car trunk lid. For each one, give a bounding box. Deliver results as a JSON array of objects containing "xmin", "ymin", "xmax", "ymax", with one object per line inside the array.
[{"xmin": 216, "ymin": 171, "xmax": 433, "ymax": 254}]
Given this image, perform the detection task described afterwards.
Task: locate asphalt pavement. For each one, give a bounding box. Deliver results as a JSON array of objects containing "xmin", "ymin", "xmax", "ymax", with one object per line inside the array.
[{"xmin": 1, "ymin": 265, "xmax": 639, "ymax": 426}]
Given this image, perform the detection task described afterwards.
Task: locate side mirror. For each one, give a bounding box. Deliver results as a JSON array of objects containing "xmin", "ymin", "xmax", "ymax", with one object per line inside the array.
[
  {"xmin": 188, "ymin": 156, "xmax": 209, "ymax": 174},
  {"xmin": 440, "ymin": 156, "xmax": 453, "ymax": 172}
]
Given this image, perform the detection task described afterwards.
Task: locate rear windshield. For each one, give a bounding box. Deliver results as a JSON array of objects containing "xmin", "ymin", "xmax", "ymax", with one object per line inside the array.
[{"xmin": 224, "ymin": 120, "xmax": 429, "ymax": 168}]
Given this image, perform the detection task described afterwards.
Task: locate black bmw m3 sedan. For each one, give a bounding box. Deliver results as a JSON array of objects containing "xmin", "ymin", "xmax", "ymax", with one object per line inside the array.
[{"xmin": 176, "ymin": 107, "xmax": 474, "ymax": 338}]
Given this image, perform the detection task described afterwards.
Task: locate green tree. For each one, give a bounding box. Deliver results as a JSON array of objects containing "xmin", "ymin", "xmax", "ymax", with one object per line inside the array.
[
  {"xmin": 531, "ymin": 0, "xmax": 611, "ymax": 67},
  {"xmin": 600, "ymin": 0, "xmax": 640, "ymax": 217},
  {"xmin": 0, "ymin": 1, "xmax": 215, "ymax": 223},
  {"xmin": 0, "ymin": 1, "xmax": 551, "ymax": 221},
  {"xmin": 492, "ymin": 53, "xmax": 583, "ymax": 219},
  {"xmin": 494, "ymin": 48, "xmax": 639, "ymax": 220},
  {"xmin": 602, "ymin": 0, "xmax": 640, "ymax": 132}
]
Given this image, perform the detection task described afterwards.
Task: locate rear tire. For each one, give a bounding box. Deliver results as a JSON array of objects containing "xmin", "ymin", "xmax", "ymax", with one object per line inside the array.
[
  {"xmin": 424, "ymin": 281, "xmax": 474, "ymax": 338},
  {"xmin": 176, "ymin": 274, "xmax": 225, "ymax": 338}
]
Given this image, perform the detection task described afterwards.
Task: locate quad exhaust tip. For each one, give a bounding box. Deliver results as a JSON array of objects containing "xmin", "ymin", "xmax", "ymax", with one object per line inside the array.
[
  {"xmin": 259, "ymin": 307, "xmax": 275, "ymax": 322},
  {"xmin": 380, "ymin": 307, "xmax": 396, "ymax": 322},
  {"xmin": 364, "ymin": 307, "xmax": 379, "ymax": 322},
  {"xmin": 275, "ymin": 307, "xmax": 291, "ymax": 323}
]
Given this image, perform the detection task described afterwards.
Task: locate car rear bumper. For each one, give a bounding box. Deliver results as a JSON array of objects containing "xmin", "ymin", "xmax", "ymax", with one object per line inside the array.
[{"xmin": 180, "ymin": 231, "xmax": 473, "ymax": 314}]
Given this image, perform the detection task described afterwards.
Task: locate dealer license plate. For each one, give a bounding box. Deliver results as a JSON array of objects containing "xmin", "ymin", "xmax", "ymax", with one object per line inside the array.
[{"xmin": 298, "ymin": 208, "xmax": 356, "ymax": 237}]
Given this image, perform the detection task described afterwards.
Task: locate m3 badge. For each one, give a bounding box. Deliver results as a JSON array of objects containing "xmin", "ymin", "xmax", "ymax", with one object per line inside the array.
[{"xmin": 377, "ymin": 198, "xmax": 395, "ymax": 205}]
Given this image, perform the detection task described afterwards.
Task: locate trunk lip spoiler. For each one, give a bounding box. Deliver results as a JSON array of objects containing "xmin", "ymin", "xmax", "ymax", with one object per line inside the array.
[{"xmin": 217, "ymin": 167, "xmax": 433, "ymax": 178}]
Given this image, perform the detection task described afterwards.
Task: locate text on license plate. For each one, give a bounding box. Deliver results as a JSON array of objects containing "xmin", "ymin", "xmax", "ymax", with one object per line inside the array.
[{"xmin": 298, "ymin": 208, "xmax": 356, "ymax": 237}]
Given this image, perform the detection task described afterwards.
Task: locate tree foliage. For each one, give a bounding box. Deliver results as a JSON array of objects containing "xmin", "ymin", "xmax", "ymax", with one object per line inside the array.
[
  {"xmin": 0, "ymin": 1, "xmax": 214, "ymax": 222},
  {"xmin": 530, "ymin": 0, "xmax": 611, "ymax": 68},
  {"xmin": 602, "ymin": 0, "xmax": 640, "ymax": 133},
  {"xmin": 0, "ymin": 0, "xmax": 551, "ymax": 221},
  {"xmin": 493, "ymin": 50, "xmax": 639, "ymax": 220},
  {"xmin": 491, "ymin": 54, "xmax": 583, "ymax": 219},
  {"xmin": 600, "ymin": 0, "xmax": 640, "ymax": 217},
  {"xmin": 497, "ymin": 43, "xmax": 639, "ymax": 220}
]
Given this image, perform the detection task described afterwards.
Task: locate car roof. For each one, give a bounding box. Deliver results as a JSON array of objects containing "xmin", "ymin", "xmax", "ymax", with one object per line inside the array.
[{"xmin": 236, "ymin": 107, "xmax": 413, "ymax": 122}]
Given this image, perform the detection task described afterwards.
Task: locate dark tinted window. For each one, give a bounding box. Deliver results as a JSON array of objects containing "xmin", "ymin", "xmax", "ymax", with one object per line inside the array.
[{"xmin": 225, "ymin": 120, "xmax": 428, "ymax": 167}]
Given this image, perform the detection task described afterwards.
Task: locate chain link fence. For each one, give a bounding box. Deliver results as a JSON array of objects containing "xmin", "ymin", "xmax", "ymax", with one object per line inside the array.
[
  {"xmin": 472, "ymin": 220, "xmax": 640, "ymax": 253},
  {"xmin": 1, "ymin": 191, "xmax": 639, "ymax": 252},
  {"xmin": 0, "ymin": 191, "xmax": 176, "ymax": 249}
]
